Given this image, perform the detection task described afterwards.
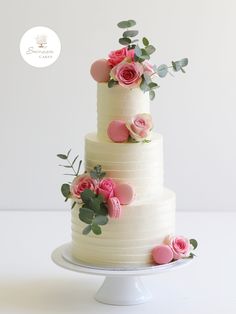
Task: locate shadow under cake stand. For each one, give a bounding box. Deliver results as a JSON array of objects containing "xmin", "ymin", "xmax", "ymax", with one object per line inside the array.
[{"xmin": 51, "ymin": 243, "xmax": 192, "ymax": 306}]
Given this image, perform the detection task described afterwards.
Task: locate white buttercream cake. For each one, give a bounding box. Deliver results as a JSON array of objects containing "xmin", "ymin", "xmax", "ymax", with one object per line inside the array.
[
  {"xmin": 57, "ymin": 19, "xmax": 195, "ymax": 268},
  {"xmin": 71, "ymin": 84, "xmax": 175, "ymax": 266}
]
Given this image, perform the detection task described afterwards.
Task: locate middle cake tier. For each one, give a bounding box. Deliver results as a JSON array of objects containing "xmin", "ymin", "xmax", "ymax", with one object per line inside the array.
[{"xmin": 85, "ymin": 132, "xmax": 164, "ymax": 201}]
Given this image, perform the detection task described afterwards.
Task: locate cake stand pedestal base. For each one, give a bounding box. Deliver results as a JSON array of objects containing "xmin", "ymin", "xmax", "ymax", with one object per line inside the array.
[
  {"xmin": 95, "ymin": 276, "xmax": 152, "ymax": 305},
  {"xmin": 51, "ymin": 243, "xmax": 192, "ymax": 306}
]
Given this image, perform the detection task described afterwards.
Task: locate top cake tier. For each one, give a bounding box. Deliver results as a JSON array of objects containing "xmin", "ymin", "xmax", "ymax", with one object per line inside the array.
[{"xmin": 97, "ymin": 83, "xmax": 150, "ymax": 141}]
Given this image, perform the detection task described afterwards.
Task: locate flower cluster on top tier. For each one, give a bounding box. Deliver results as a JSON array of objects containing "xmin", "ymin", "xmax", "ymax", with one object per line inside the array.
[
  {"xmin": 57, "ymin": 151, "xmax": 135, "ymax": 235},
  {"xmin": 90, "ymin": 19, "xmax": 189, "ymax": 100},
  {"xmin": 107, "ymin": 113, "xmax": 153, "ymax": 143},
  {"xmin": 152, "ymin": 235, "xmax": 198, "ymax": 265}
]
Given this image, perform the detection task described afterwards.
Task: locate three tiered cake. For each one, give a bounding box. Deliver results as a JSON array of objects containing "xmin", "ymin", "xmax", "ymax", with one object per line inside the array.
[{"xmin": 57, "ymin": 20, "xmax": 197, "ymax": 267}]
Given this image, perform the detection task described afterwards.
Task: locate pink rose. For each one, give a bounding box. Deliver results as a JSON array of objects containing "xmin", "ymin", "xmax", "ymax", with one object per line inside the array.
[
  {"xmin": 97, "ymin": 178, "xmax": 116, "ymax": 201},
  {"xmin": 108, "ymin": 48, "xmax": 127, "ymax": 67},
  {"xmin": 108, "ymin": 48, "xmax": 135, "ymax": 67},
  {"xmin": 70, "ymin": 175, "xmax": 96, "ymax": 199},
  {"xmin": 126, "ymin": 113, "xmax": 153, "ymax": 141},
  {"xmin": 167, "ymin": 236, "xmax": 190, "ymax": 260},
  {"xmin": 111, "ymin": 62, "xmax": 143, "ymax": 88}
]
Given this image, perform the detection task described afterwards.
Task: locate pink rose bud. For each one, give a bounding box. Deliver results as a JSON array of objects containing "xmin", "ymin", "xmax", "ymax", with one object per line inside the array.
[
  {"xmin": 70, "ymin": 174, "xmax": 97, "ymax": 199},
  {"xmin": 110, "ymin": 62, "xmax": 144, "ymax": 88},
  {"xmin": 126, "ymin": 113, "xmax": 153, "ymax": 142},
  {"xmin": 168, "ymin": 236, "xmax": 191, "ymax": 260},
  {"xmin": 97, "ymin": 178, "xmax": 116, "ymax": 201}
]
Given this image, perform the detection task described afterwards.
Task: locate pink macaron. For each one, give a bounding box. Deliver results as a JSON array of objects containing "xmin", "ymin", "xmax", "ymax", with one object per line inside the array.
[
  {"xmin": 107, "ymin": 197, "xmax": 122, "ymax": 219},
  {"xmin": 114, "ymin": 183, "xmax": 135, "ymax": 205},
  {"xmin": 90, "ymin": 59, "xmax": 111, "ymax": 82},
  {"xmin": 152, "ymin": 244, "xmax": 174, "ymax": 265},
  {"xmin": 107, "ymin": 120, "xmax": 129, "ymax": 143}
]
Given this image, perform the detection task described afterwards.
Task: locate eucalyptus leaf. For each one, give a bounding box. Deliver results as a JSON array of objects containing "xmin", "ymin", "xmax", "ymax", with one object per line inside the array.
[
  {"xmin": 80, "ymin": 189, "xmax": 95, "ymax": 203},
  {"xmin": 172, "ymin": 61, "xmax": 181, "ymax": 72},
  {"xmin": 179, "ymin": 58, "xmax": 188, "ymax": 67},
  {"xmin": 119, "ymin": 37, "xmax": 131, "ymax": 45},
  {"xmin": 145, "ymin": 45, "xmax": 156, "ymax": 55},
  {"xmin": 190, "ymin": 239, "xmax": 198, "ymax": 250},
  {"xmin": 134, "ymin": 45, "xmax": 142, "ymax": 57},
  {"xmin": 61, "ymin": 183, "xmax": 70, "ymax": 198},
  {"xmin": 93, "ymin": 215, "xmax": 108, "ymax": 226},
  {"xmin": 140, "ymin": 77, "xmax": 149, "ymax": 92},
  {"xmin": 157, "ymin": 64, "xmax": 168, "ymax": 78},
  {"xmin": 82, "ymin": 224, "xmax": 92, "ymax": 235},
  {"xmin": 96, "ymin": 203, "xmax": 108, "ymax": 215},
  {"xmin": 117, "ymin": 20, "xmax": 136, "ymax": 28},
  {"xmin": 148, "ymin": 82, "xmax": 158, "ymax": 89},
  {"xmin": 79, "ymin": 207, "xmax": 94, "ymax": 224},
  {"xmin": 108, "ymin": 79, "xmax": 118, "ymax": 88},
  {"xmin": 72, "ymin": 155, "xmax": 79, "ymax": 166},
  {"xmin": 143, "ymin": 72, "xmax": 151, "ymax": 84},
  {"xmin": 71, "ymin": 201, "xmax": 76, "ymax": 209},
  {"xmin": 67, "ymin": 149, "xmax": 71, "ymax": 157},
  {"xmin": 88, "ymin": 197, "xmax": 101, "ymax": 212},
  {"xmin": 57, "ymin": 154, "xmax": 67, "ymax": 160},
  {"xmin": 91, "ymin": 223, "xmax": 102, "ymax": 235},
  {"xmin": 149, "ymin": 90, "xmax": 155, "ymax": 100},
  {"xmin": 142, "ymin": 37, "xmax": 149, "ymax": 46},
  {"xmin": 123, "ymin": 30, "xmax": 138, "ymax": 38},
  {"xmin": 141, "ymin": 48, "xmax": 150, "ymax": 60},
  {"xmin": 76, "ymin": 159, "xmax": 82, "ymax": 175}
]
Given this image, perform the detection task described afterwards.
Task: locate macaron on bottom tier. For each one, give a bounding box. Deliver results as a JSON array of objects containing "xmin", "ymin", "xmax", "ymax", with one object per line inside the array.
[{"xmin": 71, "ymin": 188, "xmax": 175, "ymax": 267}]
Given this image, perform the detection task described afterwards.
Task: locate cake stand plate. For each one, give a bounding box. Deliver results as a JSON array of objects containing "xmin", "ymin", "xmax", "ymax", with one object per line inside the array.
[{"xmin": 51, "ymin": 243, "xmax": 192, "ymax": 306}]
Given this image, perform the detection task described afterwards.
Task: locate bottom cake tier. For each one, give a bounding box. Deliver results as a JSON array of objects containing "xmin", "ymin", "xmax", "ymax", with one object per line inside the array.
[{"xmin": 71, "ymin": 188, "xmax": 175, "ymax": 267}]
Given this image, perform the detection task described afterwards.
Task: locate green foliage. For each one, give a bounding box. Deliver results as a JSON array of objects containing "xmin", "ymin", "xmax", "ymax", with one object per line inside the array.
[
  {"xmin": 80, "ymin": 189, "xmax": 95, "ymax": 203},
  {"xmin": 172, "ymin": 58, "xmax": 188, "ymax": 73},
  {"xmin": 82, "ymin": 224, "xmax": 92, "ymax": 235},
  {"xmin": 78, "ymin": 169, "xmax": 109, "ymax": 235},
  {"xmin": 91, "ymin": 223, "xmax": 102, "ymax": 235},
  {"xmin": 119, "ymin": 37, "xmax": 131, "ymax": 45},
  {"xmin": 57, "ymin": 150, "xmax": 82, "ymax": 177},
  {"xmin": 123, "ymin": 30, "xmax": 138, "ymax": 38},
  {"xmin": 142, "ymin": 37, "xmax": 149, "ymax": 46},
  {"xmin": 57, "ymin": 154, "xmax": 67, "ymax": 160},
  {"xmin": 190, "ymin": 238, "xmax": 198, "ymax": 250},
  {"xmin": 90, "ymin": 165, "xmax": 106, "ymax": 180},
  {"xmin": 93, "ymin": 215, "xmax": 109, "ymax": 226},
  {"xmin": 61, "ymin": 183, "xmax": 70, "ymax": 198},
  {"xmin": 108, "ymin": 79, "xmax": 118, "ymax": 88},
  {"xmin": 117, "ymin": 20, "xmax": 136, "ymax": 28},
  {"xmin": 149, "ymin": 90, "xmax": 155, "ymax": 100},
  {"xmin": 79, "ymin": 207, "xmax": 94, "ymax": 224},
  {"xmin": 156, "ymin": 64, "xmax": 168, "ymax": 78},
  {"xmin": 145, "ymin": 45, "xmax": 156, "ymax": 55}
]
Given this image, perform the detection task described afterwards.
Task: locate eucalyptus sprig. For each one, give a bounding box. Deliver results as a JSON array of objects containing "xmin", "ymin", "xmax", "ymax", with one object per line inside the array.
[
  {"xmin": 115, "ymin": 19, "xmax": 188, "ymax": 100},
  {"xmin": 57, "ymin": 150, "xmax": 82, "ymax": 203},
  {"xmin": 117, "ymin": 19, "xmax": 139, "ymax": 49},
  {"xmin": 79, "ymin": 189, "xmax": 109, "ymax": 235}
]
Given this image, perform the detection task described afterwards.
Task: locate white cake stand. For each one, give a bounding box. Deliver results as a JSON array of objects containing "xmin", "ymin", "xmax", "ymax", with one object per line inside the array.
[{"xmin": 51, "ymin": 243, "xmax": 192, "ymax": 306}]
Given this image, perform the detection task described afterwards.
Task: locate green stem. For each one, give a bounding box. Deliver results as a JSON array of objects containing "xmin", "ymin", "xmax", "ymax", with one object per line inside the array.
[{"xmin": 67, "ymin": 158, "xmax": 77, "ymax": 175}]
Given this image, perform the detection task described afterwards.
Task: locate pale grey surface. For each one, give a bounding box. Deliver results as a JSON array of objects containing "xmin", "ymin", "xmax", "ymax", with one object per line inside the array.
[
  {"xmin": 0, "ymin": 0, "xmax": 236, "ymax": 211},
  {"xmin": 0, "ymin": 210, "xmax": 235, "ymax": 313}
]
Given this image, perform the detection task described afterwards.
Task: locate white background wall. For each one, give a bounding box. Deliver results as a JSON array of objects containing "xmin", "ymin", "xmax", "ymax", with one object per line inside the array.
[{"xmin": 0, "ymin": 0, "xmax": 235, "ymax": 211}]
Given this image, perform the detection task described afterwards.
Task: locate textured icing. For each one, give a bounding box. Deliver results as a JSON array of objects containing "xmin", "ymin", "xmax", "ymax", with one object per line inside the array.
[
  {"xmin": 85, "ymin": 132, "xmax": 163, "ymax": 201},
  {"xmin": 71, "ymin": 188, "xmax": 175, "ymax": 266},
  {"xmin": 97, "ymin": 83, "xmax": 150, "ymax": 140}
]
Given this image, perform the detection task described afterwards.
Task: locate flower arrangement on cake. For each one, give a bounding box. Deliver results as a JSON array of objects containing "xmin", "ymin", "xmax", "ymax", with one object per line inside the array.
[
  {"xmin": 90, "ymin": 19, "xmax": 188, "ymax": 101},
  {"xmin": 57, "ymin": 150, "xmax": 135, "ymax": 235}
]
